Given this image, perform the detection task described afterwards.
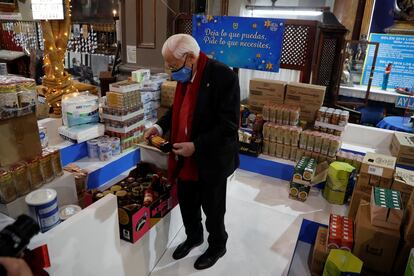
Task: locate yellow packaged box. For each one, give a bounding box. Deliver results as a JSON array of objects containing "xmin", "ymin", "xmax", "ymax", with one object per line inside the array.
[
  {"xmin": 360, "ymin": 152, "xmax": 396, "ymax": 179},
  {"xmin": 284, "ymin": 82, "xmax": 326, "ymax": 121},
  {"xmin": 161, "ymin": 81, "xmax": 177, "ymax": 107},
  {"xmin": 390, "ymin": 132, "xmax": 414, "ymax": 166}
]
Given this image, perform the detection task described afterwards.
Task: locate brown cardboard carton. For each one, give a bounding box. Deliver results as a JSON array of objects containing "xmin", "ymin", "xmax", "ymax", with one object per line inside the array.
[
  {"xmin": 0, "ymin": 113, "xmax": 42, "ymax": 167},
  {"xmin": 354, "ymin": 173, "xmax": 374, "ymax": 195},
  {"xmin": 370, "ymin": 188, "xmax": 403, "ymax": 230},
  {"xmin": 353, "ymin": 202, "xmax": 400, "ymax": 274},
  {"xmin": 348, "ymin": 190, "xmax": 371, "ymax": 220},
  {"xmin": 379, "ymin": 177, "xmax": 393, "ymax": 189},
  {"xmin": 161, "ymin": 81, "xmax": 177, "ymax": 107},
  {"xmin": 249, "ymin": 78, "xmax": 286, "ymax": 100},
  {"xmin": 390, "ymin": 133, "xmax": 414, "ymax": 166},
  {"xmin": 392, "ymin": 168, "xmax": 414, "ymax": 206},
  {"xmin": 310, "ymin": 226, "xmax": 329, "ymax": 276},
  {"xmin": 360, "ymin": 153, "xmax": 396, "ymax": 179},
  {"xmin": 284, "ymin": 82, "xmax": 326, "ymax": 121}
]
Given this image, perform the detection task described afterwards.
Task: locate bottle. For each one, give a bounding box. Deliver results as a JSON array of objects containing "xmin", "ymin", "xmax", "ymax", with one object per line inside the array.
[{"xmin": 149, "ymin": 136, "xmax": 173, "ymax": 153}]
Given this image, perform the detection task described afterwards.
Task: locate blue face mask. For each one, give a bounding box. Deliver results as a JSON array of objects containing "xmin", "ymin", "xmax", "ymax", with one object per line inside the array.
[{"xmin": 171, "ymin": 56, "xmax": 192, "ymax": 83}]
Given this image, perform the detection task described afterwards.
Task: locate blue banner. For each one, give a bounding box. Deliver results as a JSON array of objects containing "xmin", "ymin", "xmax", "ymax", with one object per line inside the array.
[
  {"xmin": 192, "ymin": 15, "xmax": 285, "ymax": 72},
  {"xmin": 361, "ymin": 33, "xmax": 414, "ymax": 90},
  {"xmin": 395, "ymin": 96, "xmax": 414, "ymax": 110}
]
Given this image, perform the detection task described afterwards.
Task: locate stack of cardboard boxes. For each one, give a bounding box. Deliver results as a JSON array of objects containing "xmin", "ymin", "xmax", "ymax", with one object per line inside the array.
[
  {"xmin": 390, "ymin": 132, "xmax": 414, "ymax": 167},
  {"xmin": 248, "ymin": 79, "xmax": 326, "ymax": 122},
  {"xmin": 348, "ymin": 153, "xmax": 397, "ymax": 219},
  {"xmin": 159, "ymin": 81, "xmax": 177, "ymax": 119}
]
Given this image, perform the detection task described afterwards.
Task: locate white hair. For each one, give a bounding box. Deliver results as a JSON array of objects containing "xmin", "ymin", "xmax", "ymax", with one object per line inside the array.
[{"xmin": 162, "ymin": 34, "xmax": 200, "ymax": 59}]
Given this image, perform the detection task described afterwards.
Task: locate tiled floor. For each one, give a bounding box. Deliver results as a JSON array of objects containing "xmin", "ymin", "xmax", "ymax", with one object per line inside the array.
[{"xmin": 149, "ymin": 169, "xmax": 347, "ymax": 276}]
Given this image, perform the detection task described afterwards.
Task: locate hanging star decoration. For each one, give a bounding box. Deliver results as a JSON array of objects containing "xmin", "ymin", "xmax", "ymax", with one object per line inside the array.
[
  {"xmin": 256, "ymin": 53, "xmax": 261, "ymax": 58},
  {"xmin": 264, "ymin": 20, "xmax": 272, "ymax": 28},
  {"xmin": 266, "ymin": 62, "xmax": 273, "ymax": 70},
  {"xmin": 207, "ymin": 15, "xmax": 214, "ymax": 22},
  {"xmin": 252, "ymin": 23, "xmax": 257, "ymax": 29}
]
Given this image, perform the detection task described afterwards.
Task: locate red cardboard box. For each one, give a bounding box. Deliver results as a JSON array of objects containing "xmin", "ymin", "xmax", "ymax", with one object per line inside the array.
[
  {"xmin": 327, "ymin": 214, "xmax": 354, "ymax": 251},
  {"xmin": 119, "ymin": 205, "xmax": 151, "ymax": 243}
]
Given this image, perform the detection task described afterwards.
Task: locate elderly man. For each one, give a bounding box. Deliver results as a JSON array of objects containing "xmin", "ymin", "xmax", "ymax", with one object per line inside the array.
[{"xmin": 145, "ymin": 34, "xmax": 240, "ymax": 270}]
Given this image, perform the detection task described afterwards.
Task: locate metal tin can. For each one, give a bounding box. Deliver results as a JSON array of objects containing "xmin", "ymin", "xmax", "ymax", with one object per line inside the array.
[
  {"xmin": 98, "ymin": 142, "xmax": 112, "ymax": 161},
  {"xmin": 87, "ymin": 139, "xmax": 99, "ymax": 159},
  {"xmin": 111, "ymin": 137, "xmax": 121, "ymax": 155},
  {"xmin": 27, "ymin": 157, "xmax": 44, "ymax": 189},
  {"xmin": 25, "ymin": 189, "xmax": 60, "ymax": 232},
  {"xmin": 10, "ymin": 162, "xmax": 30, "ymax": 196},
  {"xmin": 39, "ymin": 151, "xmax": 54, "ymax": 183},
  {"xmin": 0, "ymin": 168, "xmax": 17, "ymax": 203}
]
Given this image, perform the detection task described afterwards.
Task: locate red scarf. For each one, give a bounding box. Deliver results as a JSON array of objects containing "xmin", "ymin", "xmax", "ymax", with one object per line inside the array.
[{"xmin": 168, "ymin": 52, "xmax": 208, "ymax": 182}]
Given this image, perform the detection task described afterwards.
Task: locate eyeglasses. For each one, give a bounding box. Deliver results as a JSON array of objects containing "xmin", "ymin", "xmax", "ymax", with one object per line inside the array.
[{"xmin": 166, "ymin": 54, "xmax": 188, "ymax": 72}]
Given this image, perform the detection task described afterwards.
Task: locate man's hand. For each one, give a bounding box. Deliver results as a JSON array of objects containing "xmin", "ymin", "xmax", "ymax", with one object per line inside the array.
[
  {"xmin": 0, "ymin": 257, "xmax": 33, "ymax": 276},
  {"xmin": 173, "ymin": 142, "xmax": 195, "ymax": 157},
  {"xmin": 144, "ymin": 126, "xmax": 160, "ymax": 140}
]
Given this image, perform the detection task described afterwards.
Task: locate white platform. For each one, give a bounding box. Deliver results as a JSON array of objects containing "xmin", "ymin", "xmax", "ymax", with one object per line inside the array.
[
  {"xmin": 0, "ymin": 172, "xmax": 78, "ymax": 219},
  {"xmin": 339, "ymin": 85, "xmax": 408, "ymax": 104}
]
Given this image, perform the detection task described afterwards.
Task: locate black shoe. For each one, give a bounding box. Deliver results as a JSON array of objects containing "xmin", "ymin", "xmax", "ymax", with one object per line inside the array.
[
  {"xmin": 194, "ymin": 247, "xmax": 226, "ymax": 270},
  {"xmin": 172, "ymin": 238, "xmax": 203, "ymax": 260}
]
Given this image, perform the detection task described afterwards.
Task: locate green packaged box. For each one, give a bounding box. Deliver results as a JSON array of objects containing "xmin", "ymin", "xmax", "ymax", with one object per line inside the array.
[
  {"xmin": 323, "ymin": 249, "xmax": 363, "ymax": 276},
  {"xmin": 289, "ymin": 181, "xmax": 310, "ymax": 202},
  {"xmin": 370, "ymin": 187, "xmax": 404, "ymax": 230},
  {"xmin": 405, "ymin": 248, "xmax": 414, "ymax": 276},
  {"xmin": 293, "ymin": 156, "xmax": 309, "ymax": 181}
]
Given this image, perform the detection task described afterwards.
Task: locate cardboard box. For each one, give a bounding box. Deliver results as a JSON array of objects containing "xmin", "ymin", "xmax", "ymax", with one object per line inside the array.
[
  {"xmin": 390, "ymin": 132, "xmax": 414, "ymax": 166},
  {"xmin": 310, "ymin": 226, "xmax": 329, "ymax": 276},
  {"xmin": 353, "ymin": 202, "xmax": 400, "ymax": 274},
  {"xmin": 348, "ymin": 190, "xmax": 371, "ymax": 220},
  {"xmin": 284, "ymin": 82, "xmax": 326, "ymax": 122},
  {"xmin": 249, "ymin": 78, "xmax": 286, "ymax": 101},
  {"xmin": 392, "ymin": 168, "xmax": 414, "ymax": 207},
  {"xmin": 360, "ymin": 153, "xmax": 396, "ymax": 179},
  {"xmin": 161, "ymin": 81, "xmax": 177, "ymax": 107},
  {"xmin": 0, "ymin": 113, "xmax": 42, "ymax": 167},
  {"xmin": 118, "ymin": 205, "xmax": 151, "ymax": 243},
  {"xmin": 354, "ymin": 173, "xmax": 374, "ymax": 195},
  {"xmin": 379, "ymin": 177, "xmax": 393, "ymax": 189},
  {"xmin": 327, "ymin": 214, "xmax": 354, "ymax": 251},
  {"xmin": 370, "ymin": 187, "xmax": 404, "ymax": 230}
]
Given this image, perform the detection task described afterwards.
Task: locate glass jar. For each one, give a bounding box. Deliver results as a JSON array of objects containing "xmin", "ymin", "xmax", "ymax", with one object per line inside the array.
[
  {"xmin": 39, "ymin": 151, "xmax": 54, "ymax": 183},
  {"xmin": 10, "ymin": 162, "xmax": 31, "ymax": 196},
  {"xmin": 0, "ymin": 168, "xmax": 17, "ymax": 203},
  {"xmin": 27, "ymin": 157, "xmax": 44, "ymax": 189}
]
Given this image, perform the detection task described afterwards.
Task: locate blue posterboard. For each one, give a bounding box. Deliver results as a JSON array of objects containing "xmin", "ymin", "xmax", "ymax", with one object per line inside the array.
[
  {"xmin": 192, "ymin": 15, "xmax": 285, "ymax": 72},
  {"xmin": 396, "ymin": 96, "xmax": 414, "ymax": 110},
  {"xmin": 361, "ymin": 33, "xmax": 414, "ymax": 90}
]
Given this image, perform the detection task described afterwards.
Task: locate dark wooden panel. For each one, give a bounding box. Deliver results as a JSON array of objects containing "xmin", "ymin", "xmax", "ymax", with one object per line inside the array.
[{"xmin": 136, "ymin": 0, "xmax": 156, "ymax": 49}]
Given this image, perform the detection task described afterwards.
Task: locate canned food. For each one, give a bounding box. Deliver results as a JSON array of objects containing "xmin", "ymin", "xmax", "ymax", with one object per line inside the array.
[
  {"xmin": 316, "ymin": 107, "xmax": 327, "ymax": 122},
  {"xmin": 283, "ymin": 145, "xmax": 291, "ymax": 160},
  {"xmin": 48, "ymin": 148, "xmax": 64, "ymax": 177},
  {"xmin": 0, "ymin": 168, "xmax": 17, "ymax": 203},
  {"xmin": 98, "ymin": 142, "xmax": 112, "ymax": 161},
  {"xmin": 269, "ymin": 142, "xmax": 276, "ymax": 157},
  {"xmin": 27, "ymin": 157, "xmax": 44, "ymax": 189},
  {"xmin": 263, "ymin": 140, "xmax": 269, "ymax": 155},
  {"xmin": 39, "ymin": 151, "xmax": 54, "ymax": 183},
  {"xmin": 276, "ymin": 143, "xmax": 283, "ymax": 158},
  {"xmin": 331, "ymin": 110, "xmax": 341, "ymax": 125},
  {"xmin": 111, "ymin": 137, "xmax": 121, "ymax": 155},
  {"xmin": 10, "ymin": 162, "xmax": 30, "ymax": 196},
  {"xmin": 87, "ymin": 139, "xmax": 99, "ymax": 159}
]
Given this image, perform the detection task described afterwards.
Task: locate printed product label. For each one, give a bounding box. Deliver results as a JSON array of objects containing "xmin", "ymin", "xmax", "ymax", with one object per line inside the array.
[{"xmin": 368, "ymin": 165, "xmax": 384, "ymax": 177}]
